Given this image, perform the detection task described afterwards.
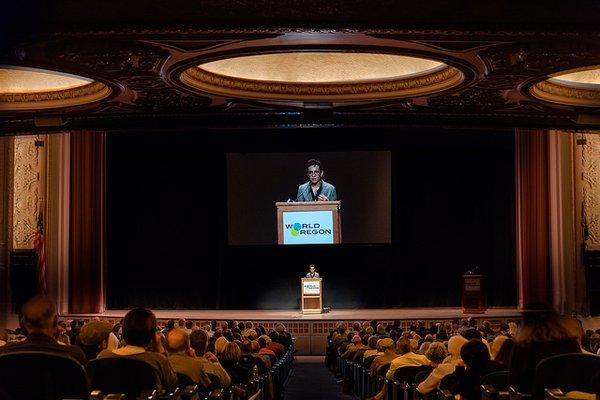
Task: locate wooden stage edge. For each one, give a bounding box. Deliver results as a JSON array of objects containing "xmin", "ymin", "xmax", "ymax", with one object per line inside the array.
[{"xmin": 63, "ymin": 307, "xmax": 522, "ymax": 321}]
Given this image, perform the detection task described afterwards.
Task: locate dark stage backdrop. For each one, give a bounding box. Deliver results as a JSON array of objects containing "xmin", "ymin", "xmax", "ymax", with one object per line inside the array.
[{"xmin": 106, "ymin": 129, "xmax": 516, "ymax": 309}]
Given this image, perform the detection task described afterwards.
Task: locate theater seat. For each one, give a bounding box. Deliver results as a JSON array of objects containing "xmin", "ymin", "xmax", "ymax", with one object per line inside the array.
[
  {"xmin": 90, "ymin": 357, "xmax": 160, "ymax": 399},
  {"xmin": 0, "ymin": 350, "xmax": 89, "ymax": 400},
  {"xmin": 533, "ymin": 353, "xmax": 600, "ymax": 400}
]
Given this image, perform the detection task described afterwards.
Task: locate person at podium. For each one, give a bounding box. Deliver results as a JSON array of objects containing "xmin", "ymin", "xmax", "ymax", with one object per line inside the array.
[
  {"xmin": 296, "ymin": 159, "xmax": 337, "ymax": 202},
  {"xmin": 306, "ymin": 264, "xmax": 320, "ymax": 278}
]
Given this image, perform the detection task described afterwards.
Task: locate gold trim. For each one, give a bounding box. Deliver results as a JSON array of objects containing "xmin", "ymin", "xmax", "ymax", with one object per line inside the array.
[
  {"xmin": 181, "ymin": 65, "xmax": 463, "ymax": 101},
  {"xmin": 0, "ymin": 81, "xmax": 112, "ymax": 111},
  {"xmin": 530, "ymin": 80, "xmax": 600, "ymax": 107}
]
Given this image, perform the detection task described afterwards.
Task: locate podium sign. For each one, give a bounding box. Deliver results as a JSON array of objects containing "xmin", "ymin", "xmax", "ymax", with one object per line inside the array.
[
  {"xmin": 276, "ymin": 201, "xmax": 342, "ymax": 245},
  {"xmin": 301, "ymin": 278, "xmax": 323, "ymax": 314},
  {"xmin": 282, "ymin": 211, "xmax": 334, "ymax": 244}
]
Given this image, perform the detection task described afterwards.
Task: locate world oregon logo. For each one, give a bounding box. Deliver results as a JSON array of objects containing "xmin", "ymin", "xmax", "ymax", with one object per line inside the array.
[
  {"xmin": 284, "ymin": 222, "xmax": 332, "ymax": 236},
  {"xmin": 291, "ymin": 223, "xmax": 302, "ymax": 236}
]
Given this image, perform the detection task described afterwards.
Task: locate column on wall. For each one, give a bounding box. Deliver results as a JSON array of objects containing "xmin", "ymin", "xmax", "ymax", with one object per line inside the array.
[
  {"xmin": 0, "ymin": 137, "xmax": 11, "ymax": 329},
  {"xmin": 69, "ymin": 131, "xmax": 106, "ymax": 314},
  {"xmin": 515, "ymin": 129, "xmax": 553, "ymax": 309},
  {"xmin": 547, "ymin": 131, "xmax": 583, "ymax": 314},
  {"xmin": 46, "ymin": 133, "xmax": 71, "ymax": 314}
]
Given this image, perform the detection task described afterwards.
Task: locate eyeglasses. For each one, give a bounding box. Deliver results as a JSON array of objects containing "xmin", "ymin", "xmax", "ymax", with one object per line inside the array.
[{"xmin": 307, "ymin": 171, "xmax": 321, "ymax": 175}]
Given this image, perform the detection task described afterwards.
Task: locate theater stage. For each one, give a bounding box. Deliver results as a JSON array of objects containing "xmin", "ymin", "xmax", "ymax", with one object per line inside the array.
[
  {"xmin": 65, "ymin": 307, "xmax": 521, "ymax": 321},
  {"xmin": 63, "ymin": 307, "xmax": 521, "ymax": 355}
]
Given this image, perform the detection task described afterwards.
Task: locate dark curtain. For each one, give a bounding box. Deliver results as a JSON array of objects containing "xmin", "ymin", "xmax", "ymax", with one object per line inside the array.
[
  {"xmin": 515, "ymin": 129, "xmax": 552, "ymax": 308},
  {"xmin": 105, "ymin": 130, "xmax": 516, "ymax": 310},
  {"xmin": 69, "ymin": 131, "xmax": 106, "ymax": 313}
]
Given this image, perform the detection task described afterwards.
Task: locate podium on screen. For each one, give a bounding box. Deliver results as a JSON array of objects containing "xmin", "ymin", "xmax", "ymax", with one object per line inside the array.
[{"xmin": 275, "ymin": 201, "xmax": 342, "ymax": 245}]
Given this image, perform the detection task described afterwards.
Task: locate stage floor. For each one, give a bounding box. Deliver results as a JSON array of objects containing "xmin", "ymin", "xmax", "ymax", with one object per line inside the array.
[{"xmin": 64, "ymin": 307, "xmax": 522, "ymax": 321}]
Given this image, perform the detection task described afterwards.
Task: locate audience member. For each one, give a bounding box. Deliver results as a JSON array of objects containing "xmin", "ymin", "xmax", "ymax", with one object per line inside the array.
[
  {"xmin": 508, "ymin": 307, "xmax": 581, "ymax": 395},
  {"xmin": 418, "ymin": 335, "xmax": 468, "ymax": 394},
  {"xmin": 189, "ymin": 329, "xmax": 232, "ymax": 387},
  {"xmin": 78, "ymin": 320, "xmax": 113, "ymax": 360},
  {"xmin": 0, "ymin": 295, "xmax": 88, "ymax": 368},
  {"xmin": 369, "ymin": 338, "xmax": 397, "ymax": 377},
  {"xmin": 96, "ymin": 308, "xmax": 177, "ymax": 391},
  {"xmin": 167, "ymin": 328, "xmax": 212, "ymax": 388}
]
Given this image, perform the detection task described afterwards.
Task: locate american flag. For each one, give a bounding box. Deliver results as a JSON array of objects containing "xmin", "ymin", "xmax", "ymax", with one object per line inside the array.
[{"xmin": 33, "ymin": 213, "xmax": 46, "ymax": 294}]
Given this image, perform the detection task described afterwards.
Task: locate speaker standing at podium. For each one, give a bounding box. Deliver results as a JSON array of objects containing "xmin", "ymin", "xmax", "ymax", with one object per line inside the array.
[
  {"xmin": 306, "ymin": 264, "xmax": 320, "ymax": 278},
  {"xmin": 296, "ymin": 159, "xmax": 337, "ymax": 202}
]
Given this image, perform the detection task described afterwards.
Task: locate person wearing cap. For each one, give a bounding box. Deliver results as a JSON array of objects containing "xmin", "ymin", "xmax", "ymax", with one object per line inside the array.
[
  {"xmin": 363, "ymin": 335, "xmax": 382, "ymax": 361},
  {"xmin": 0, "ymin": 295, "xmax": 88, "ymax": 369},
  {"xmin": 369, "ymin": 337, "xmax": 398, "ymax": 377},
  {"xmin": 78, "ymin": 320, "xmax": 113, "ymax": 360}
]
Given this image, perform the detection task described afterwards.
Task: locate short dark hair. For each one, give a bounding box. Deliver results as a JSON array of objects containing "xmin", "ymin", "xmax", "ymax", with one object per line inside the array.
[
  {"xmin": 122, "ymin": 308, "xmax": 157, "ymax": 347},
  {"xmin": 461, "ymin": 339, "xmax": 490, "ymax": 371},
  {"xmin": 21, "ymin": 295, "xmax": 57, "ymax": 331},
  {"xmin": 190, "ymin": 329, "xmax": 209, "ymax": 354},
  {"xmin": 306, "ymin": 159, "xmax": 321, "ymax": 169}
]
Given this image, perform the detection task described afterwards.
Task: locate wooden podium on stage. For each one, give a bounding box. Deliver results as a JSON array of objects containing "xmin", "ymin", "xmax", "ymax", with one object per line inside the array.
[
  {"xmin": 275, "ymin": 201, "xmax": 342, "ymax": 245},
  {"xmin": 462, "ymin": 274, "xmax": 487, "ymax": 313},
  {"xmin": 301, "ymin": 278, "xmax": 323, "ymax": 314}
]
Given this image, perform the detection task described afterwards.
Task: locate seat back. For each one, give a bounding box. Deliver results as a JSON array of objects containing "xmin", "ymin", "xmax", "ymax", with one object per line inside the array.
[
  {"xmin": 533, "ymin": 353, "xmax": 600, "ymax": 398},
  {"xmin": 364, "ymin": 354, "xmax": 378, "ymax": 369},
  {"xmin": 176, "ymin": 372, "xmax": 195, "ymax": 387},
  {"xmin": 393, "ymin": 365, "xmax": 433, "ymax": 383},
  {"xmin": 0, "ymin": 350, "xmax": 89, "ymax": 400},
  {"xmin": 481, "ymin": 371, "xmax": 509, "ymax": 391},
  {"xmin": 90, "ymin": 357, "xmax": 159, "ymax": 399},
  {"xmin": 414, "ymin": 369, "xmax": 432, "ymax": 385}
]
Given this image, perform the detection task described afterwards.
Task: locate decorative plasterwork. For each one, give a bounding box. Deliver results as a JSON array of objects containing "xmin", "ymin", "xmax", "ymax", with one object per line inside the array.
[
  {"xmin": 530, "ymin": 80, "xmax": 600, "ymax": 107},
  {"xmin": 181, "ymin": 63, "xmax": 463, "ymax": 101},
  {"xmin": 12, "ymin": 136, "xmax": 44, "ymax": 249},
  {"xmin": 582, "ymin": 133, "xmax": 600, "ymax": 249},
  {"xmin": 0, "ymin": 81, "xmax": 111, "ymax": 111}
]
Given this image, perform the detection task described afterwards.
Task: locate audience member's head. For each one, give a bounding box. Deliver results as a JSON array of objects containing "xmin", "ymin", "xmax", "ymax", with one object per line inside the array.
[
  {"xmin": 190, "ymin": 329, "xmax": 209, "ymax": 355},
  {"xmin": 215, "ymin": 336, "xmax": 229, "ymax": 355},
  {"xmin": 460, "ymin": 339, "xmax": 491, "ymax": 372},
  {"xmin": 462, "ymin": 328, "xmax": 482, "ymax": 340},
  {"xmin": 368, "ymin": 335, "xmax": 379, "ymax": 350},
  {"xmin": 490, "ymin": 335, "xmax": 509, "ymax": 359},
  {"xmin": 79, "ymin": 320, "xmax": 113, "ymax": 359},
  {"xmin": 122, "ymin": 308, "xmax": 157, "ymax": 347},
  {"xmin": 447, "ymin": 335, "xmax": 469, "ymax": 361},
  {"xmin": 240, "ymin": 340, "xmax": 253, "ymax": 355},
  {"xmin": 20, "ymin": 295, "xmax": 58, "ymax": 336},
  {"xmin": 378, "ymin": 338, "xmax": 395, "ymax": 352},
  {"xmin": 396, "ymin": 337, "xmax": 412, "ymax": 355},
  {"xmin": 220, "ymin": 342, "xmax": 241, "ymax": 364},
  {"xmin": 425, "ymin": 341, "xmax": 448, "ymax": 365},
  {"xmin": 167, "ymin": 328, "xmax": 190, "ymax": 354},
  {"xmin": 516, "ymin": 306, "xmax": 571, "ymax": 345}
]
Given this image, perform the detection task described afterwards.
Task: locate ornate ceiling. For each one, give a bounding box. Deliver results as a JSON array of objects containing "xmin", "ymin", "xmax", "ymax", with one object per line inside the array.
[{"xmin": 1, "ymin": 1, "xmax": 599, "ymax": 133}]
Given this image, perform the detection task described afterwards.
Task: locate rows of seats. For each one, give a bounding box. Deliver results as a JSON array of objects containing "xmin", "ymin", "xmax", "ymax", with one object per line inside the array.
[{"xmin": 0, "ymin": 340, "xmax": 294, "ymax": 400}]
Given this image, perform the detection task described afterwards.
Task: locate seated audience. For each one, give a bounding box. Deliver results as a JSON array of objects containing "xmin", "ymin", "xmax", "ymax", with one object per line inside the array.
[
  {"xmin": 342, "ymin": 334, "xmax": 364, "ymax": 359},
  {"xmin": 0, "ymin": 295, "xmax": 88, "ymax": 368},
  {"xmin": 97, "ymin": 307, "xmax": 177, "ymax": 391},
  {"xmin": 220, "ymin": 341, "xmax": 257, "ymax": 398},
  {"xmin": 239, "ymin": 339, "xmax": 268, "ymax": 375},
  {"xmin": 267, "ymin": 331, "xmax": 285, "ymax": 357}
]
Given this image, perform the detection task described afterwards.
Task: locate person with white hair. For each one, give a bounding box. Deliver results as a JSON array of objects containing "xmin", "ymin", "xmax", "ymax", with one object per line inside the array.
[{"xmin": 417, "ymin": 335, "xmax": 469, "ymax": 394}]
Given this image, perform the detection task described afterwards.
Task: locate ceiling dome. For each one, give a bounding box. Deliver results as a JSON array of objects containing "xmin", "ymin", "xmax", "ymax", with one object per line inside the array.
[
  {"xmin": 530, "ymin": 65, "xmax": 600, "ymax": 107},
  {"xmin": 180, "ymin": 52, "xmax": 463, "ymax": 102},
  {"xmin": 0, "ymin": 65, "xmax": 111, "ymax": 111}
]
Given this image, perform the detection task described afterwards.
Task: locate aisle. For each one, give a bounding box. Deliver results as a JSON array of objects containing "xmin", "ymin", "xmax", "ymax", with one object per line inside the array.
[{"xmin": 283, "ymin": 356, "xmax": 357, "ymax": 400}]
